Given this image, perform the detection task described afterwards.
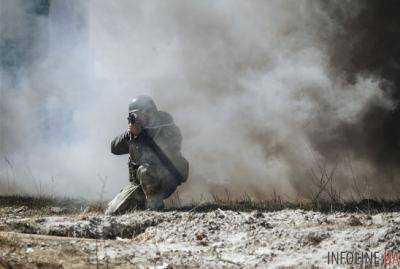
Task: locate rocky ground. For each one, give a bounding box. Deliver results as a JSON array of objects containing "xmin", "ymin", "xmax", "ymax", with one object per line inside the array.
[{"xmin": 0, "ymin": 204, "xmax": 400, "ymax": 268}]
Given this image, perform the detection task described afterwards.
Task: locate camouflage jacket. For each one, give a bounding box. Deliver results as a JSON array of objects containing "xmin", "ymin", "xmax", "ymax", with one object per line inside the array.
[{"xmin": 111, "ymin": 111, "xmax": 188, "ymax": 184}]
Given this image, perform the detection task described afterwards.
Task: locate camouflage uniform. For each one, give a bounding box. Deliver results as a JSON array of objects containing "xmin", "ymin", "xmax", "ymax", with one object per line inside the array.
[{"xmin": 108, "ymin": 110, "xmax": 188, "ymax": 213}]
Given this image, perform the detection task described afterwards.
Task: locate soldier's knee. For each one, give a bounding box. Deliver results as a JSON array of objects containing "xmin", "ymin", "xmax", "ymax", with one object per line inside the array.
[
  {"xmin": 137, "ymin": 164, "xmax": 160, "ymax": 195},
  {"xmin": 136, "ymin": 164, "xmax": 150, "ymax": 179}
]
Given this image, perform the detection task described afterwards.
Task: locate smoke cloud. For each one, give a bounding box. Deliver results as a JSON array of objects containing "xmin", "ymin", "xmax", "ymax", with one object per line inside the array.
[{"xmin": 1, "ymin": 0, "xmax": 399, "ymax": 201}]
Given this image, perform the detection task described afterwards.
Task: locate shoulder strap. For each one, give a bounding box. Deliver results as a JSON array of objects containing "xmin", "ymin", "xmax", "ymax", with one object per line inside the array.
[{"xmin": 142, "ymin": 129, "xmax": 184, "ymax": 182}]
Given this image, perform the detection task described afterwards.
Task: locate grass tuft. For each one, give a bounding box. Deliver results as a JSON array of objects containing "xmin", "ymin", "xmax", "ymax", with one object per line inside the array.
[{"xmin": 166, "ymin": 195, "xmax": 400, "ymax": 214}]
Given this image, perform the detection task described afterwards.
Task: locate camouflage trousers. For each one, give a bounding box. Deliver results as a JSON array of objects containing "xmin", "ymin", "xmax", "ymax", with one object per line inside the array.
[{"xmin": 105, "ymin": 163, "xmax": 179, "ymax": 215}]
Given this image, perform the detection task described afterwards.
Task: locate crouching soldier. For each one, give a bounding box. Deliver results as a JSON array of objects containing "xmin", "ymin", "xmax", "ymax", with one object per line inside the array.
[{"xmin": 105, "ymin": 95, "xmax": 189, "ymax": 215}]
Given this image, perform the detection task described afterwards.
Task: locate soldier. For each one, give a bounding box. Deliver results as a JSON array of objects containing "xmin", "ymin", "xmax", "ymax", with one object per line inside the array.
[{"xmin": 105, "ymin": 95, "xmax": 189, "ymax": 215}]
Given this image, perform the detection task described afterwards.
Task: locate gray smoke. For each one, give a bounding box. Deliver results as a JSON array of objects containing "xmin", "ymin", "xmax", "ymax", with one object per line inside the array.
[{"xmin": 0, "ymin": 0, "xmax": 398, "ymax": 201}]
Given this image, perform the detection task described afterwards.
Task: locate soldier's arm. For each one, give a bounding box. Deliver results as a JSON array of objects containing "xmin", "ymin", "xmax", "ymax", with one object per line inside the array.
[{"xmin": 111, "ymin": 131, "xmax": 130, "ymax": 155}]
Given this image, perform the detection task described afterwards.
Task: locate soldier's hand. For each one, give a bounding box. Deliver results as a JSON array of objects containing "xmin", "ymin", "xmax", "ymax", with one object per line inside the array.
[{"xmin": 128, "ymin": 123, "xmax": 142, "ymax": 137}]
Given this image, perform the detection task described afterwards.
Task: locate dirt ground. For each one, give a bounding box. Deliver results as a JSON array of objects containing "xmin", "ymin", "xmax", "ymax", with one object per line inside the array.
[{"xmin": 0, "ymin": 204, "xmax": 400, "ymax": 268}]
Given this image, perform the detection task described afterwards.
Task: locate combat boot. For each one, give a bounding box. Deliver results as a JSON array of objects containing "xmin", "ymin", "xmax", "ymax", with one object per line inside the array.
[{"xmin": 105, "ymin": 183, "xmax": 146, "ymax": 215}]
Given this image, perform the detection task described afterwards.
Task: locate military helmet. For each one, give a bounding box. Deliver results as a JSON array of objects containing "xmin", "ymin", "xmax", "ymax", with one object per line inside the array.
[{"xmin": 129, "ymin": 95, "xmax": 157, "ymax": 114}]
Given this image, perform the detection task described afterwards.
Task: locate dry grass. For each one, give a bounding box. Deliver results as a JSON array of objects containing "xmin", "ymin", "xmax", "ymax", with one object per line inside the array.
[
  {"xmin": 0, "ymin": 195, "xmax": 60, "ymax": 208},
  {"xmin": 166, "ymin": 192, "xmax": 400, "ymax": 214},
  {"xmin": 0, "ymin": 195, "xmax": 86, "ymax": 218},
  {"xmin": 1, "ymin": 191, "xmax": 399, "ymax": 216}
]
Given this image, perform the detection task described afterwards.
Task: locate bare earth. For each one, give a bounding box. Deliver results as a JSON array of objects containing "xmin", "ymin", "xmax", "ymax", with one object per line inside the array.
[{"xmin": 0, "ymin": 207, "xmax": 399, "ymax": 268}]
